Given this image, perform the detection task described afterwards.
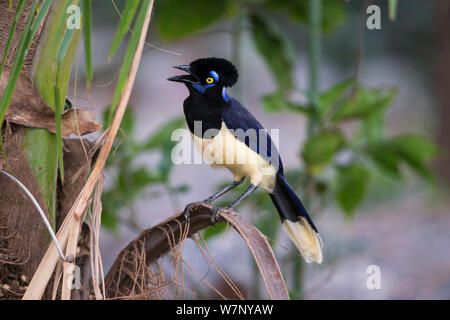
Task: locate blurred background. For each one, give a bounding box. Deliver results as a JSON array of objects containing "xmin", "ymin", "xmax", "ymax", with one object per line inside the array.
[{"xmin": 72, "ymin": 0, "xmax": 449, "ymax": 299}]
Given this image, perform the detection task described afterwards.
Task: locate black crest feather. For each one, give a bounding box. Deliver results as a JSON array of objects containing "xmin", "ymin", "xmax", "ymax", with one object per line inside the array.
[{"xmin": 190, "ymin": 57, "xmax": 238, "ymax": 87}]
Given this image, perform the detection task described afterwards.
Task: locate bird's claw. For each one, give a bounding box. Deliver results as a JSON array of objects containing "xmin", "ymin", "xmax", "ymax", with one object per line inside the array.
[
  {"xmin": 184, "ymin": 202, "xmax": 201, "ymax": 222},
  {"xmin": 209, "ymin": 206, "xmax": 231, "ymax": 226}
]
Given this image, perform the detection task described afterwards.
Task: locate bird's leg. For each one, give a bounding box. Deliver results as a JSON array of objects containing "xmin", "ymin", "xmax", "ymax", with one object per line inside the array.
[
  {"xmin": 184, "ymin": 178, "xmax": 245, "ymax": 223},
  {"xmin": 202, "ymin": 177, "xmax": 245, "ymax": 204},
  {"xmin": 210, "ymin": 184, "xmax": 258, "ymax": 225}
]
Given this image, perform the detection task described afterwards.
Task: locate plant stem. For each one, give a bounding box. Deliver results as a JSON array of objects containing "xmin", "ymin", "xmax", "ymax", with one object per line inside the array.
[
  {"xmin": 308, "ymin": 0, "xmax": 321, "ymax": 109},
  {"xmin": 307, "ymin": 0, "xmax": 322, "ymax": 136},
  {"xmin": 231, "ymin": 8, "xmax": 244, "ymax": 101},
  {"xmin": 292, "ymin": 0, "xmax": 322, "ymax": 300},
  {"xmin": 28, "ymin": 0, "xmax": 80, "ymax": 226}
]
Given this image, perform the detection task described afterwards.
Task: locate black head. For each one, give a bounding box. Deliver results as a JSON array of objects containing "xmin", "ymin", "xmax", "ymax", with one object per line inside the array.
[{"xmin": 168, "ymin": 57, "xmax": 238, "ymax": 101}]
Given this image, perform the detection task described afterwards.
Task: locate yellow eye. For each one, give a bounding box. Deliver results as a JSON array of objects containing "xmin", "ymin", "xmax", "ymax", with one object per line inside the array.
[{"xmin": 206, "ymin": 77, "xmax": 214, "ymax": 84}]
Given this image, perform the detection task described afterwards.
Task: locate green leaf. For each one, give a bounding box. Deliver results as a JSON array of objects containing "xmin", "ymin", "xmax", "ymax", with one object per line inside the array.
[
  {"xmin": 389, "ymin": 0, "xmax": 399, "ymax": 21},
  {"xmin": 319, "ymin": 79, "xmax": 354, "ymax": 114},
  {"xmin": 250, "ymin": 13, "xmax": 295, "ymax": 92},
  {"xmin": 369, "ymin": 145, "xmax": 401, "ymax": 178},
  {"xmin": 173, "ymin": 184, "xmax": 190, "ymax": 193},
  {"xmin": 0, "ymin": 0, "xmax": 40, "ymax": 167},
  {"xmin": 0, "ymin": 0, "xmax": 26, "ymax": 80},
  {"xmin": 202, "ymin": 223, "xmax": 228, "ymax": 241},
  {"xmin": 262, "ymin": 91, "xmax": 312, "ymax": 114},
  {"xmin": 320, "ymin": 0, "xmax": 347, "ymax": 33},
  {"xmin": 369, "ymin": 135, "xmax": 438, "ymax": 180},
  {"xmin": 332, "ymin": 87, "xmax": 397, "ymax": 122},
  {"xmin": 103, "ymin": 107, "xmax": 136, "ymax": 138},
  {"xmin": 362, "ymin": 111, "xmax": 385, "ymax": 143},
  {"xmin": 143, "ymin": 117, "xmax": 185, "ymax": 150},
  {"xmin": 157, "ymin": 143, "xmax": 175, "ymax": 180},
  {"xmin": 55, "ymin": 23, "xmax": 79, "ymax": 181},
  {"xmin": 82, "ymin": 0, "xmax": 93, "ymax": 87},
  {"xmin": 101, "ymin": 192, "xmax": 120, "ymax": 231},
  {"xmin": 335, "ymin": 163, "xmax": 369, "ymax": 216},
  {"xmin": 155, "ymin": 0, "xmax": 226, "ymax": 40},
  {"xmin": 120, "ymin": 108, "xmax": 136, "ymax": 137},
  {"xmin": 139, "ymin": 117, "xmax": 185, "ymax": 181},
  {"xmin": 387, "ymin": 135, "xmax": 437, "ymax": 180},
  {"xmin": 30, "ymin": 0, "xmax": 52, "ymax": 35},
  {"xmin": 131, "ymin": 167, "xmax": 164, "ymax": 189},
  {"xmin": 22, "ymin": 0, "xmax": 75, "ymax": 225},
  {"xmin": 0, "ymin": 0, "xmax": 39, "ymax": 126},
  {"xmin": 106, "ymin": 0, "xmax": 152, "ymax": 126},
  {"xmin": 253, "ymin": 193, "xmax": 280, "ymax": 240},
  {"xmin": 108, "ymin": 0, "xmax": 140, "ymax": 60},
  {"xmin": 266, "ymin": 0, "xmax": 346, "ymax": 34},
  {"xmin": 302, "ymin": 130, "xmax": 346, "ymax": 170},
  {"xmin": 54, "ymin": 0, "xmax": 84, "ymax": 182}
]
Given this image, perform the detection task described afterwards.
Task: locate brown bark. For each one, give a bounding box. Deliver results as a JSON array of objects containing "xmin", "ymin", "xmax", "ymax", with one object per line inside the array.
[
  {"xmin": 0, "ymin": 0, "xmax": 50, "ymax": 300},
  {"xmin": 0, "ymin": 1, "xmax": 94, "ymax": 299},
  {"xmin": 0, "ymin": 124, "xmax": 50, "ymax": 298}
]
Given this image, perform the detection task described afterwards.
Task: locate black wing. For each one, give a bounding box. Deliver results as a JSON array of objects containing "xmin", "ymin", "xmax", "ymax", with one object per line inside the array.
[{"xmin": 221, "ymin": 97, "xmax": 283, "ymax": 173}]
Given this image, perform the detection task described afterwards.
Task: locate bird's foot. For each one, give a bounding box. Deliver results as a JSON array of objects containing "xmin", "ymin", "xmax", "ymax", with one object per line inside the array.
[
  {"xmin": 209, "ymin": 206, "xmax": 231, "ymax": 226},
  {"xmin": 184, "ymin": 199, "xmax": 215, "ymax": 222},
  {"xmin": 183, "ymin": 202, "xmax": 202, "ymax": 222}
]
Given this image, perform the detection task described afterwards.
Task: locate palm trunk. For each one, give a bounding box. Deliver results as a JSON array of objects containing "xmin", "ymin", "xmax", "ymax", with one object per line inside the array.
[{"xmin": 0, "ymin": 0, "xmax": 84, "ymax": 299}]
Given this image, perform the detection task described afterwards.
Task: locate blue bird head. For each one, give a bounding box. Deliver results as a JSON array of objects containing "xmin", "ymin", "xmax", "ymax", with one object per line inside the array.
[{"xmin": 168, "ymin": 57, "xmax": 238, "ymax": 102}]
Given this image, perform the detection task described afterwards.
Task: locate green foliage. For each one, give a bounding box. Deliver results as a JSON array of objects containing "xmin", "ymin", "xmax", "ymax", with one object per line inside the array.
[
  {"xmin": 143, "ymin": 118, "xmax": 186, "ymax": 151},
  {"xmin": 331, "ymin": 87, "xmax": 397, "ymax": 121},
  {"xmin": 202, "ymin": 222, "xmax": 228, "ymax": 241},
  {"xmin": 82, "ymin": 0, "xmax": 93, "ymax": 87},
  {"xmin": 362, "ymin": 111, "xmax": 385, "ymax": 143},
  {"xmin": 262, "ymin": 91, "xmax": 312, "ymax": 115},
  {"xmin": 0, "ymin": 0, "xmax": 39, "ymax": 130},
  {"xmin": 0, "ymin": 0, "xmax": 26, "ymax": 80},
  {"xmin": 368, "ymin": 135, "xmax": 438, "ymax": 181},
  {"xmin": 55, "ymin": 11, "xmax": 80, "ymax": 182},
  {"xmin": 1, "ymin": 0, "xmax": 81, "ymax": 225},
  {"xmin": 318, "ymin": 79, "xmax": 354, "ymax": 115},
  {"xmin": 102, "ymin": 109, "xmax": 186, "ymax": 230},
  {"xmin": 140, "ymin": 0, "xmax": 437, "ymax": 233},
  {"xmin": 389, "ymin": 0, "xmax": 399, "ymax": 21},
  {"xmin": 228, "ymin": 77, "xmax": 434, "ymax": 225},
  {"xmin": 335, "ymin": 163, "xmax": 370, "ymax": 216},
  {"xmin": 149, "ymin": 0, "xmax": 346, "ymax": 96},
  {"xmin": 107, "ymin": 0, "xmax": 140, "ymax": 60},
  {"xmin": 106, "ymin": 0, "xmax": 152, "ymax": 126},
  {"xmin": 250, "ymin": 13, "xmax": 295, "ymax": 92},
  {"xmin": 265, "ymin": 0, "xmax": 346, "ymax": 34},
  {"xmin": 154, "ymin": 0, "xmax": 227, "ymax": 40},
  {"xmin": 302, "ymin": 130, "xmax": 346, "ymax": 171}
]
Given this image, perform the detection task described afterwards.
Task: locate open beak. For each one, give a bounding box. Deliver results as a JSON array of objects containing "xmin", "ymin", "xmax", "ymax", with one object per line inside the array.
[{"xmin": 167, "ymin": 65, "xmax": 199, "ymax": 85}]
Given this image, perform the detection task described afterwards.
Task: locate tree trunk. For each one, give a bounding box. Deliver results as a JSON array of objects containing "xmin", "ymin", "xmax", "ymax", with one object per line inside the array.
[{"xmin": 0, "ymin": 0, "xmax": 86, "ymax": 300}]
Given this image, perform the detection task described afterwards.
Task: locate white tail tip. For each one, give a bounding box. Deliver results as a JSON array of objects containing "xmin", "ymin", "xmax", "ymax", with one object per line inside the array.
[{"xmin": 282, "ymin": 218, "xmax": 323, "ymax": 264}]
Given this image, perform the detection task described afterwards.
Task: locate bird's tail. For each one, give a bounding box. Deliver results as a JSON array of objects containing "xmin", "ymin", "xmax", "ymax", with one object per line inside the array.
[{"xmin": 270, "ymin": 174, "xmax": 323, "ymax": 264}]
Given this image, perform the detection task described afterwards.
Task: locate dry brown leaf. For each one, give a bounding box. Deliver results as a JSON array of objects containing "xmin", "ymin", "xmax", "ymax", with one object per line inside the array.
[
  {"xmin": 105, "ymin": 203, "xmax": 290, "ymax": 300},
  {"xmin": 0, "ymin": 70, "xmax": 101, "ymax": 137}
]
